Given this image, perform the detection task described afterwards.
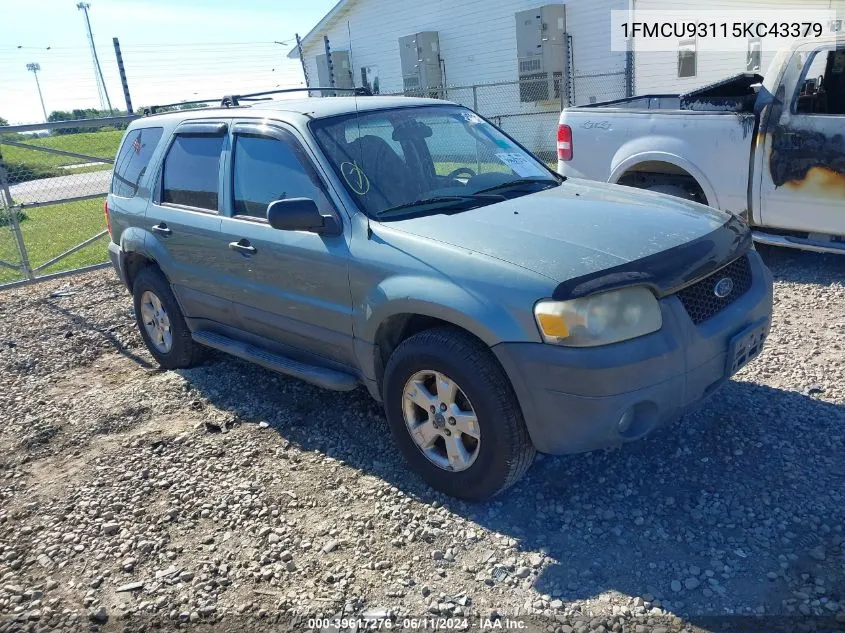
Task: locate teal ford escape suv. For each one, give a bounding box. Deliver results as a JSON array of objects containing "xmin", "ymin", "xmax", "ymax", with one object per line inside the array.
[{"xmin": 107, "ymin": 95, "xmax": 773, "ymax": 500}]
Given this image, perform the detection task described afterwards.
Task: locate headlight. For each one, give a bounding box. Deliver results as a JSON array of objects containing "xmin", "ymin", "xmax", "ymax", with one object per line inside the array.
[{"xmin": 534, "ymin": 286, "xmax": 662, "ymax": 347}]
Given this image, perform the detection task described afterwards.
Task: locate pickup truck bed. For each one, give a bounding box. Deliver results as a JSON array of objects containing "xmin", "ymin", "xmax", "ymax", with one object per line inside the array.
[
  {"xmin": 558, "ymin": 73, "xmax": 763, "ymax": 212},
  {"xmin": 557, "ymin": 39, "xmax": 845, "ymax": 255}
]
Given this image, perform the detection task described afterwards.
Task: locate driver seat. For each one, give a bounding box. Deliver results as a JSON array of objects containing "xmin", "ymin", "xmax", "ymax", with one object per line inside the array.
[{"xmin": 346, "ymin": 135, "xmax": 418, "ymax": 210}]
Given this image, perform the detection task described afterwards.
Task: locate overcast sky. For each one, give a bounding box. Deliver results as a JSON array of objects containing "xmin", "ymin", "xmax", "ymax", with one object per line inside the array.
[{"xmin": 0, "ymin": 0, "xmax": 338, "ymax": 124}]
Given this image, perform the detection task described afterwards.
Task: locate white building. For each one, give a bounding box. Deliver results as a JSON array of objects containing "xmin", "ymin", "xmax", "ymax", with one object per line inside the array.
[{"xmin": 290, "ymin": 0, "xmax": 842, "ymax": 153}]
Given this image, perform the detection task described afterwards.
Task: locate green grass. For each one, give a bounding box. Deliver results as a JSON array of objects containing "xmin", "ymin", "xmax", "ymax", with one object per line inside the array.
[
  {"xmin": 1, "ymin": 130, "xmax": 123, "ymax": 184},
  {"xmin": 0, "ymin": 197, "xmax": 108, "ymax": 285}
]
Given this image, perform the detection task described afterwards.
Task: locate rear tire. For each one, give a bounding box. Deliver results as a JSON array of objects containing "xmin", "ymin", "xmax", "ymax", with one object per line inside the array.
[
  {"xmin": 132, "ymin": 267, "xmax": 204, "ymax": 369},
  {"xmin": 382, "ymin": 327, "xmax": 536, "ymax": 500}
]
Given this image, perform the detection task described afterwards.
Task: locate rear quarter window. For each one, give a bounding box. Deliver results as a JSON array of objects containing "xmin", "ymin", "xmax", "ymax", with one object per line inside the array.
[{"xmin": 111, "ymin": 127, "xmax": 164, "ymax": 198}]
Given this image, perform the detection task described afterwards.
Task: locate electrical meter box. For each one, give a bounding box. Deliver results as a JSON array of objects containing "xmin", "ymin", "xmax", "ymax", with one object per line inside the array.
[
  {"xmin": 399, "ymin": 31, "xmax": 443, "ymax": 97},
  {"xmin": 515, "ymin": 5, "xmax": 567, "ymax": 102},
  {"xmin": 316, "ymin": 50, "xmax": 354, "ymax": 95}
]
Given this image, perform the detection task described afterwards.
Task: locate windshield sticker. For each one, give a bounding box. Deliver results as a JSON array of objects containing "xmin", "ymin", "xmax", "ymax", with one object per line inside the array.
[
  {"xmin": 340, "ymin": 161, "xmax": 370, "ymax": 195},
  {"xmin": 495, "ymin": 139, "xmax": 512, "ymax": 149},
  {"xmin": 495, "ymin": 153, "xmax": 547, "ymax": 178},
  {"xmin": 457, "ymin": 111, "xmax": 482, "ymax": 125}
]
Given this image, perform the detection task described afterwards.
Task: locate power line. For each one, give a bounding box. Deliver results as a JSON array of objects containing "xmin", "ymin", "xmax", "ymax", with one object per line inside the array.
[{"xmin": 0, "ymin": 40, "xmax": 295, "ymax": 51}]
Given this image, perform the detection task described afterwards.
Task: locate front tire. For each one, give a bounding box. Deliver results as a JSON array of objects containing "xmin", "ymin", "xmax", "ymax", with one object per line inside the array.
[
  {"xmin": 382, "ymin": 327, "xmax": 535, "ymax": 500},
  {"xmin": 132, "ymin": 266, "xmax": 203, "ymax": 369}
]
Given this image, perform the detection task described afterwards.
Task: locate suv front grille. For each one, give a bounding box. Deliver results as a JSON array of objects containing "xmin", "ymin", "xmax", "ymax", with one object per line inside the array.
[{"xmin": 676, "ymin": 255, "xmax": 752, "ymax": 325}]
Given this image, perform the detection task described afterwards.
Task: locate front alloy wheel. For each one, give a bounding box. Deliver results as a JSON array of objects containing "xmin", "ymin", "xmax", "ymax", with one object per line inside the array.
[
  {"xmin": 382, "ymin": 327, "xmax": 536, "ymax": 500},
  {"xmin": 402, "ymin": 370, "xmax": 481, "ymax": 472}
]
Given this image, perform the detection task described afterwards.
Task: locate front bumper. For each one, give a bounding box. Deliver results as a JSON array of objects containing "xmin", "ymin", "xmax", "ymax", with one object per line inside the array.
[{"xmin": 493, "ymin": 249, "xmax": 774, "ymax": 454}]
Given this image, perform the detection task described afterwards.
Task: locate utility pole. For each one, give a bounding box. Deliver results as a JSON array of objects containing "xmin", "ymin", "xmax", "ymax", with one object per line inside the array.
[
  {"xmin": 112, "ymin": 37, "xmax": 132, "ymax": 113},
  {"xmin": 76, "ymin": 2, "xmax": 113, "ymax": 113},
  {"xmin": 26, "ymin": 63, "xmax": 48, "ymax": 122}
]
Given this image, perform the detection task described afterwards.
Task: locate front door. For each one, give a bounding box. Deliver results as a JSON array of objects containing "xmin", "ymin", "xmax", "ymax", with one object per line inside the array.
[
  {"xmin": 217, "ymin": 122, "xmax": 355, "ymax": 367},
  {"xmin": 759, "ymin": 43, "xmax": 845, "ymax": 236}
]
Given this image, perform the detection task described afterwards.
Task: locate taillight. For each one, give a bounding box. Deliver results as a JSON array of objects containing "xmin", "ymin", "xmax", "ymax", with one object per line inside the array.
[
  {"xmin": 557, "ymin": 124, "xmax": 572, "ymax": 161},
  {"xmin": 104, "ymin": 199, "xmax": 111, "ymax": 237}
]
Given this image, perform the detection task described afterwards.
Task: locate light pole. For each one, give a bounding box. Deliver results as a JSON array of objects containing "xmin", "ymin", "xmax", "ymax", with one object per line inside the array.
[
  {"xmin": 26, "ymin": 63, "xmax": 48, "ymax": 122},
  {"xmin": 76, "ymin": 2, "xmax": 113, "ymax": 113}
]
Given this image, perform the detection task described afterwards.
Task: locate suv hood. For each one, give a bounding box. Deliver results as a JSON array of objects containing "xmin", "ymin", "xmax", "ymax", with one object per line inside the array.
[{"xmin": 379, "ymin": 179, "xmax": 751, "ymax": 298}]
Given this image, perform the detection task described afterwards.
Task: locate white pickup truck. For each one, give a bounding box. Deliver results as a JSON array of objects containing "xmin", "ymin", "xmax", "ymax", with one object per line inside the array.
[{"xmin": 557, "ymin": 38, "xmax": 845, "ymax": 254}]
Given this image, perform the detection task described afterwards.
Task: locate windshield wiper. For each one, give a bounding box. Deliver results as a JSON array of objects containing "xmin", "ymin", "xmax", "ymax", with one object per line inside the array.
[
  {"xmin": 377, "ymin": 195, "xmax": 486, "ymax": 218},
  {"xmin": 473, "ymin": 177, "xmax": 560, "ymax": 195}
]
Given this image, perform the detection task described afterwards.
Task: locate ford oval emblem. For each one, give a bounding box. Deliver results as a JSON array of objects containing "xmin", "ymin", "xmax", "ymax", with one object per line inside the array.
[{"xmin": 713, "ymin": 277, "xmax": 734, "ymax": 298}]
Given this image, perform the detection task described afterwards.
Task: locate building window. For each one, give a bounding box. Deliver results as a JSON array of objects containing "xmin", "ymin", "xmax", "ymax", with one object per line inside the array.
[
  {"xmin": 361, "ymin": 66, "xmax": 380, "ymax": 94},
  {"xmin": 678, "ymin": 39, "xmax": 697, "ymax": 78},
  {"xmin": 747, "ymin": 37, "xmax": 762, "ymax": 72}
]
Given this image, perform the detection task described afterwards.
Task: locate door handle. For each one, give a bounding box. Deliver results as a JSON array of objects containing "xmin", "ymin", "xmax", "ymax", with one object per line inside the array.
[
  {"xmin": 151, "ymin": 223, "xmax": 172, "ymax": 236},
  {"xmin": 228, "ymin": 239, "xmax": 257, "ymax": 255}
]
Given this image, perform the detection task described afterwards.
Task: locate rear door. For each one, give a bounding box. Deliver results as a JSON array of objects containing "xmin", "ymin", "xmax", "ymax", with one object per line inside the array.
[
  {"xmin": 216, "ymin": 121, "xmax": 355, "ymax": 367},
  {"xmin": 108, "ymin": 126, "xmax": 164, "ymax": 234},
  {"xmin": 758, "ymin": 43, "xmax": 845, "ymax": 235},
  {"xmin": 146, "ymin": 121, "xmax": 234, "ymax": 325}
]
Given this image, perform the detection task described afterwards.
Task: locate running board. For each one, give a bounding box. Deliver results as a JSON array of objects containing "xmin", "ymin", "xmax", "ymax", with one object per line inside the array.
[
  {"xmin": 752, "ymin": 231, "xmax": 845, "ymax": 255},
  {"xmin": 192, "ymin": 330, "xmax": 359, "ymax": 392}
]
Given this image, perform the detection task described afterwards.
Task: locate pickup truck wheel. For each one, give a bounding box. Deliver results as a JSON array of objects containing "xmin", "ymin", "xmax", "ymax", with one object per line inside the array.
[
  {"xmin": 132, "ymin": 267, "xmax": 203, "ymax": 369},
  {"xmin": 382, "ymin": 327, "xmax": 535, "ymax": 500}
]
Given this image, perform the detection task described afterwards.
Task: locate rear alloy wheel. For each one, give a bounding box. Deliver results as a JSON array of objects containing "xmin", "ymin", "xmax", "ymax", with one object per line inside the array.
[
  {"xmin": 383, "ymin": 327, "xmax": 536, "ymax": 500},
  {"xmin": 139, "ymin": 290, "xmax": 173, "ymax": 354},
  {"xmin": 132, "ymin": 266, "xmax": 204, "ymax": 369}
]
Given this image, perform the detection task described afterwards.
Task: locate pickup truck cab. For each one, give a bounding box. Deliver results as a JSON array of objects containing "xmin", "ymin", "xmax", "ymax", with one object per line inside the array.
[
  {"xmin": 107, "ymin": 95, "xmax": 772, "ymax": 499},
  {"xmin": 558, "ymin": 37, "xmax": 845, "ymax": 255}
]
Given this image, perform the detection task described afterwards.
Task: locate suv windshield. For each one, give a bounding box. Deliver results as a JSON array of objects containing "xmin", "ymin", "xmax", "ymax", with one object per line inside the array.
[{"xmin": 310, "ymin": 105, "xmax": 560, "ymax": 219}]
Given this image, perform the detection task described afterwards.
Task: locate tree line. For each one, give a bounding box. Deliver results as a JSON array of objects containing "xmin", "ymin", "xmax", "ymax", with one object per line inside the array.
[{"xmin": 0, "ymin": 102, "xmax": 209, "ymax": 135}]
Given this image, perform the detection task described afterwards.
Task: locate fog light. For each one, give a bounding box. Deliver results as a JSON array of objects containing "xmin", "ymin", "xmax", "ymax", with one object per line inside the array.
[{"xmin": 618, "ymin": 409, "xmax": 635, "ymax": 434}]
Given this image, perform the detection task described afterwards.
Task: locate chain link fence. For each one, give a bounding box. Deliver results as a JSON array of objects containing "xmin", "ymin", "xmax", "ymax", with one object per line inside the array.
[
  {"xmin": 392, "ymin": 79, "xmax": 565, "ymax": 162},
  {"xmin": 387, "ymin": 73, "xmax": 629, "ymax": 162},
  {"xmin": 570, "ymin": 71, "xmax": 630, "ymax": 106},
  {"xmin": 0, "ymin": 116, "xmax": 138, "ymax": 289},
  {"xmin": 0, "ymin": 71, "xmax": 630, "ymax": 289}
]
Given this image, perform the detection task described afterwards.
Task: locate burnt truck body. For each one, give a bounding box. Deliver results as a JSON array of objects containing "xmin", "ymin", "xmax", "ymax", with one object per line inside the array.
[{"xmin": 557, "ymin": 38, "xmax": 845, "ymax": 255}]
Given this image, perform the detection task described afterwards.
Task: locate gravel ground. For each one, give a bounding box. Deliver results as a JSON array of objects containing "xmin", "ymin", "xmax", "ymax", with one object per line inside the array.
[{"xmin": 0, "ymin": 246, "xmax": 843, "ymax": 633}]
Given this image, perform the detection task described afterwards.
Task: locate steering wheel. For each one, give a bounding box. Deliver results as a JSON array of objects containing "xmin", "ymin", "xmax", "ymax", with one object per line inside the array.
[{"xmin": 446, "ymin": 167, "xmax": 476, "ymax": 181}]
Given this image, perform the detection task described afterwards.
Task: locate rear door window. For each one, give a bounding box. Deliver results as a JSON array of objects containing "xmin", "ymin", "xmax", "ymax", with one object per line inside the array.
[
  {"xmin": 111, "ymin": 127, "xmax": 163, "ymax": 198},
  {"xmin": 162, "ymin": 134, "xmax": 225, "ymax": 211}
]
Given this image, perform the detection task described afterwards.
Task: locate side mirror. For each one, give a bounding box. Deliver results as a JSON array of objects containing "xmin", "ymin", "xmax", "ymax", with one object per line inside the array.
[{"xmin": 266, "ymin": 198, "xmax": 341, "ymax": 236}]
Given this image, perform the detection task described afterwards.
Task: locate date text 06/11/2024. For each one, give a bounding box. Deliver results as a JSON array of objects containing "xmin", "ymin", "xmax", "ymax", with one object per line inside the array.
[{"xmin": 306, "ymin": 617, "xmax": 527, "ymax": 629}]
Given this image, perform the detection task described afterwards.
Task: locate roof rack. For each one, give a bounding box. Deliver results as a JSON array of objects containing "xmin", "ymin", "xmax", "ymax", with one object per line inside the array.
[{"xmin": 142, "ymin": 86, "xmax": 372, "ymax": 116}]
